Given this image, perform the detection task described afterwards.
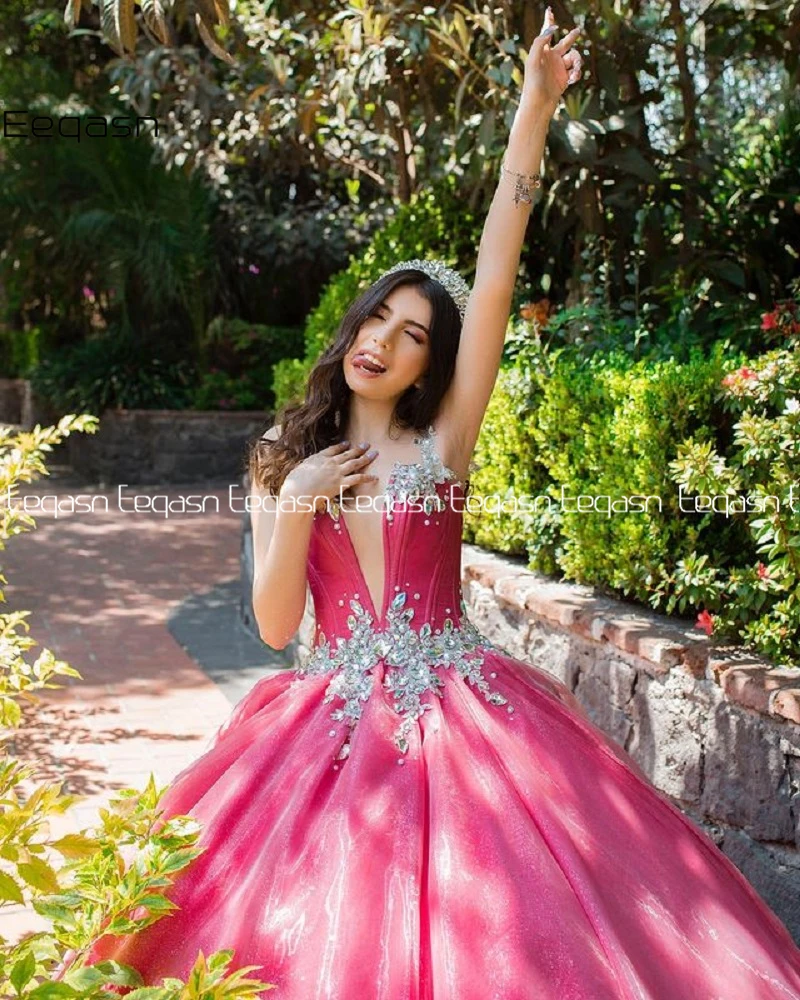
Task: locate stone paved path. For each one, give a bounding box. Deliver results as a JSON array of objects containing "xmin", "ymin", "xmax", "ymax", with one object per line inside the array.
[{"xmin": 1, "ymin": 466, "xmax": 290, "ymax": 944}]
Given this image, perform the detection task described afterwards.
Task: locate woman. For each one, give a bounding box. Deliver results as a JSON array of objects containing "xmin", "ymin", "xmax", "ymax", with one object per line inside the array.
[{"xmin": 58, "ymin": 8, "xmax": 800, "ymax": 998}]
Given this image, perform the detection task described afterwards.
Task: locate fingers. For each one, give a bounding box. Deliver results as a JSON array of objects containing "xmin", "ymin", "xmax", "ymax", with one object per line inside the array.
[
  {"xmin": 335, "ymin": 442, "xmax": 378, "ymax": 472},
  {"xmin": 324, "ymin": 441, "xmax": 369, "ymax": 458},
  {"xmin": 342, "ymin": 472, "xmax": 380, "ymax": 486},
  {"xmin": 535, "ymin": 23, "xmax": 583, "ymax": 66},
  {"xmin": 554, "ymin": 27, "xmax": 582, "ymax": 51},
  {"xmin": 533, "ymin": 6, "xmax": 557, "ymax": 47},
  {"xmin": 546, "ymin": 19, "xmax": 583, "ymax": 86},
  {"xmin": 563, "ymin": 47, "xmax": 583, "ymax": 81}
]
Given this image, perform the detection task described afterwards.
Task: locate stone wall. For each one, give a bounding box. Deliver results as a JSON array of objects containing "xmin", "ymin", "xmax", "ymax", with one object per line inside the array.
[
  {"xmin": 0, "ymin": 378, "xmax": 60, "ymax": 430},
  {"xmin": 241, "ymin": 510, "xmax": 800, "ymax": 941},
  {"xmin": 0, "ymin": 378, "xmax": 26, "ymax": 424},
  {"xmin": 68, "ymin": 408, "xmax": 271, "ymax": 485}
]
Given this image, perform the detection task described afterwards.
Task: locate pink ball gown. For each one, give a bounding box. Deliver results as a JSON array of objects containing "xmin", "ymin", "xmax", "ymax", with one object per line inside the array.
[{"xmin": 56, "ymin": 424, "xmax": 800, "ymax": 998}]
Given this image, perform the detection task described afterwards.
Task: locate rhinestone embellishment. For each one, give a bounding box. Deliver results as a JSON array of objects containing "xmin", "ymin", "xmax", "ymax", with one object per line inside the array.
[
  {"xmin": 326, "ymin": 424, "xmax": 461, "ymax": 523},
  {"xmin": 296, "ymin": 591, "xmax": 511, "ymax": 762}
]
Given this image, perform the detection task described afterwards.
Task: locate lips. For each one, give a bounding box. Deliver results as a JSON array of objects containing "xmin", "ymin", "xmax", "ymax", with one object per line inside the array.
[{"xmin": 352, "ymin": 351, "xmax": 387, "ymax": 374}]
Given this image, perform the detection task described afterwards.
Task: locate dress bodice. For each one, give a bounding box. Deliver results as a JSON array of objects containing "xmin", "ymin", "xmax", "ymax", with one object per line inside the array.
[
  {"xmin": 307, "ymin": 434, "xmax": 468, "ymax": 635},
  {"xmin": 296, "ymin": 424, "xmax": 514, "ymax": 763}
]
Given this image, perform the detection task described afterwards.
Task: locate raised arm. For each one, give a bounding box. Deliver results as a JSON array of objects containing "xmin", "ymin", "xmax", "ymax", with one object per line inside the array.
[{"xmin": 436, "ymin": 8, "xmax": 583, "ymax": 474}]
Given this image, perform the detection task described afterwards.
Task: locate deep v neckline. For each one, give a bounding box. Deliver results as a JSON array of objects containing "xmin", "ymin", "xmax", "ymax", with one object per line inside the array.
[
  {"xmin": 335, "ymin": 431, "xmax": 430, "ymax": 627},
  {"xmin": 338, "ymin": 424, "xmax": 460, "ymax": 625}
]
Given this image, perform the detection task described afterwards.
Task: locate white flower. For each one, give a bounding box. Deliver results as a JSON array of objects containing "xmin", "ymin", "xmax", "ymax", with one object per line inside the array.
[{"xmin": 784, "ymin": 398, "xmax": 800, "ymax": 414}]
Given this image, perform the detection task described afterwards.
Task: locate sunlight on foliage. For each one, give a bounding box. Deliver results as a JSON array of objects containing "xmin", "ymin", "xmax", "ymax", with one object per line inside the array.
[{"xmin": 0, "ymin": 417, "xmax": 276, "ymax": 997}]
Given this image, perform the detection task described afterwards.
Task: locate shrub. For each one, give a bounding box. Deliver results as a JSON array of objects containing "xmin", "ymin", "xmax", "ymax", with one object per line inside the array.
[
  {"xmin": 28, "ymin": 332, "xmax": 197, "ymax": 414},
  {"xmin": 0, "ymin": 418, "xmax": 276, "ymax": 996},
  {"xmin": 467, "ymin": 316, "xmax": 745, "ymax": 604},
  {"xmin": 198, "ymin": 318, "xmax": 304, "ymax": 410},
  {"xmin": 467, "ymin": 280, "xmax": 800, "ymax": 666},
  {"xmin": 666, "ymin": 277, "xmax": 800, "ymax": 662}
]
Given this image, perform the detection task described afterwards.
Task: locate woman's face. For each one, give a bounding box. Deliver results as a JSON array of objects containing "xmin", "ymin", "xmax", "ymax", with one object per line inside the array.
[{"xmin": 344, "ymin": 284, "xmax": 432, "ymax": 400}]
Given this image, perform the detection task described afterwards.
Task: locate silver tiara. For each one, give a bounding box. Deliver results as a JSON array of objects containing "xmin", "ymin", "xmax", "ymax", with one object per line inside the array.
[{"xmin": 379, "ymin": 258, "xmax": 471, "ymax": 321}]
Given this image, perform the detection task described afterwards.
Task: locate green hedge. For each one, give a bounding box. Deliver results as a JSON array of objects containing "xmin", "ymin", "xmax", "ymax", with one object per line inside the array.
[{"xmin": 464, "ymin": 331, "xmax": 748, "ymax": 609}]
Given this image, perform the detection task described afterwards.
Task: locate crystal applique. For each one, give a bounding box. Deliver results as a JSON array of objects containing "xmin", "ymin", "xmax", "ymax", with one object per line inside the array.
[
  {"xmin": 296, "ymin": 591, "xmax": 512, "ymax": 762},
  {"xmin": 324, "ymin": 424, "xmax": 462, "ymax": 524},
  {"xmin": 384, "ymin": 425, "xmax": 460, "ymax": 514}
]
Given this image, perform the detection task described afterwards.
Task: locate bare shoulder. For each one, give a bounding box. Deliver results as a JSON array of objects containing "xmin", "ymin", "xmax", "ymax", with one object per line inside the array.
[
  {"xmin": 252, "ymin": 424, "xmax": 282, "ymax": 501},
  {"xmin": 261, "ymin": 423, "xmax": 282, "ymax": 442}
]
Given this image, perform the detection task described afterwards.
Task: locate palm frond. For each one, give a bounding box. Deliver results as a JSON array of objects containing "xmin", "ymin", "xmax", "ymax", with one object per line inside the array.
[
  {"xmin": 140, "ymin": 0, "xmax": 169, "ymax": 44},
  {"xmin": 64, "ymin": 0, "xmax": 84, "ymax": 29},
  {"xmin": 114, "ymin": 0, "xmax": 138, "ymax": 54},
  {"xmin": 64, "ymin": 0, "xmax": 235, "ymax": 62},
  {"xmin": 98, "ymin": 0, "xmax": 124, "ymax": 57}
]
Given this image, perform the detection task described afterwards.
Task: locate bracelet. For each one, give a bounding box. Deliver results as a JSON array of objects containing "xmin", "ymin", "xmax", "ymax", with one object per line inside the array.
[{"xmin": 500, "ymin": 157, "xmax": 542, "ymax": 206}]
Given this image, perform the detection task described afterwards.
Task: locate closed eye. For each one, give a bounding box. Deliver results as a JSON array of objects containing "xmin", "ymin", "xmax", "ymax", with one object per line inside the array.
[{"xmin": 371, "ymin": 309, "xmax": 423, "ymax": 343}]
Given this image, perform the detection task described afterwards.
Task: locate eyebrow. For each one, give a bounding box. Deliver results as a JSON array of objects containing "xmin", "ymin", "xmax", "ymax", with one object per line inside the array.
[{"xmin": 377, "ymin": 300, "xmax": 429, "ymax": 335}]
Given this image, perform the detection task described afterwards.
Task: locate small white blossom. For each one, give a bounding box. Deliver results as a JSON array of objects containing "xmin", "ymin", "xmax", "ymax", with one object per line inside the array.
[{"xmin": 784, "ymin": 398, "xmax": 800, "ymax": 414}]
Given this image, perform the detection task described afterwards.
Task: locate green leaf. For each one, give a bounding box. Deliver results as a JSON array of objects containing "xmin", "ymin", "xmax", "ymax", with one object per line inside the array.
[
  {"xmin": 64, "ymin": 959, "xmax": 143, "ymax": 989},
  {"xmin": 27, "ymin": 984, "xmax": 79, "ymax": 1000},
  {"xmin": 0, "ymin": 868, "xmax": 24, "ymax": 904},
  {"xmin": 17, "ymin": 856, "xmax": 60, "ymax": 894},
  {"xmin": 704, "ymin": 259, "xmax": 746, "ymax": 289},
  {"xmin": 10, "ymin": 951, "xmax": 36, "ymax": 993},
  {"xmin": 600, "ymin": 146, "xmax": 661, "ymax": 184},
  {"xmin": 50, "ymin": 833, "xmax": 99, "ymax": 859}
]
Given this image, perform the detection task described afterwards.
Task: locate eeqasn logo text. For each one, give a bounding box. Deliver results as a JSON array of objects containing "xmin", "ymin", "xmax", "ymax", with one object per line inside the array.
[{"xmin": 2, "ymin": 111, "xmax": 159, "ymax": 141}]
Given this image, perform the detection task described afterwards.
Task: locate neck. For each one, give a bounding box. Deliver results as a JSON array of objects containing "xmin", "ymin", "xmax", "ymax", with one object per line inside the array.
[{"xmin": 342, "ymin": 397, "xmax": 408, "ymax": 445}]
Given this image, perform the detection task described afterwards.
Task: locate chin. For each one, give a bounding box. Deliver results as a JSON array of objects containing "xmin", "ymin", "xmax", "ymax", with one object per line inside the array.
[
  {"xmin": 344, "ymin": 378, "xmax": 392, "ymax": 399},
  {"xmin": 344, "ymin": 367, "xmax": 394, "ymax": 398}
]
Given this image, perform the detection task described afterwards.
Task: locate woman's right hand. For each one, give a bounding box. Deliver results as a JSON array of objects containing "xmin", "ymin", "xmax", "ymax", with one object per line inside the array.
[{"xmin": 279, "ymin": 442, "xmax": 379, "ymax": 512}]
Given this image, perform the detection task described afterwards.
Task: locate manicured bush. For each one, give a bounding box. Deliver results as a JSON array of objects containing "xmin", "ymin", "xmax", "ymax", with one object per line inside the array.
[
  {"xmin": 465, "ymin": 327, "xmax": 746, "ymax": 604},
  {"xmin": 466, "ymin": 280, "xmax": 800, "ymax": 665}
]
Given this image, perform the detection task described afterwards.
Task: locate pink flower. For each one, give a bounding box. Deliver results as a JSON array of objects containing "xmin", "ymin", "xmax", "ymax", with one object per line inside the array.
[
  {"xmin": 761, "ymin": 311, "xmax": 778, "ymax": 331},
  {"xmin": 695, "ymin": 609, "xmax": 715, "ymax": 636},
  {"xmin": 756, "ymin": 562, "xmax": 770, "ymax": 580},
  {"xmin": 248, "ymin": 264, "xmax": 260, "ymax": 274},
  {"xmin": 82, "ymin": 285, "xmax": 95, "ymax": 299},
  {"xmin": 721, "ymin": 366, "xmax": 758, "ymax": 388}
]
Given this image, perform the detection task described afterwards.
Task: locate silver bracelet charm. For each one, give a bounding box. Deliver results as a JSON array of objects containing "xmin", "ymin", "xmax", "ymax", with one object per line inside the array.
[{"xmin": 500, "ymin": 157, "xmax": 542, "ymax": 206}]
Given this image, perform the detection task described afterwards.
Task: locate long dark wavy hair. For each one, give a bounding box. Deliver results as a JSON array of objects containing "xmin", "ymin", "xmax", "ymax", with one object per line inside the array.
[{"xmin": 247, "ymin": 267, "xmax": 463, "ymax": 494}]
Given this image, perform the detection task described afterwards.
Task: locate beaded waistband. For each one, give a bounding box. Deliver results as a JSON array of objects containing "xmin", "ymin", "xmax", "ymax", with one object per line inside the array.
[{"xmin": 296, "ymin": 590, "xmax": 515, "ymax": 763}]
